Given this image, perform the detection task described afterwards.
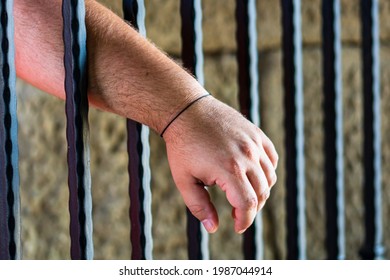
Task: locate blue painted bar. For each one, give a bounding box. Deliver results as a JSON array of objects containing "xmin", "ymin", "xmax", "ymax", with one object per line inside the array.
[
  {"xmin": 0, "ymin": 0, "xmax": 20, "ymax": 260},
  {"xmin": 123, "ymin": 0, "xmax": 153, "ymax": 260},
  {"xmin": 235, "ymin": 0, "xmax": 263, "ymax": 260},
  {"xmin": 360, "ymin": 0, "xmax": 384, "ymax": 260},
  {"xmin": 321, "ymin": 0, "xmax": 345, "ymax": 260},
  {"xmin": 180, "ymin": 0, "xmax": 209, "ymax": 260},
  {"xmin": 280, "ymin": 0, "xmax": 306, "ymax": 260},
  {"xmin": 62, "ymin": 0, "xmax": 93, "ymax": 260}
]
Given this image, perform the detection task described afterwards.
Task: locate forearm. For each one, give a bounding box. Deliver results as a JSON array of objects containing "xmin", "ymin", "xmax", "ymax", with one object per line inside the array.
[
  {"xmin": 15, "ymin": 0, "xmax": 206, "ymax": 133},
  {"xmin": 15, "ymin": 0, "xmax": 279, "ymax": 234}
]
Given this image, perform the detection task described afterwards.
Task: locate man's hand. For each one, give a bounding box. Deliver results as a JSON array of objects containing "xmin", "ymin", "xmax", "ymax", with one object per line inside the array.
[
  {"xmin": 164, "ymin": 96, "xmax": 278, "ymax": 234},
  {"xmin": 15, "ymin": 0, "xmax": 278, "ymax": 234}
]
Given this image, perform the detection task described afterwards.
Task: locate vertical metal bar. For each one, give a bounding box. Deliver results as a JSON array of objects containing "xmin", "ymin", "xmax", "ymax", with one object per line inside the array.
[
  {"xmin": 123, "ymin": 0, "xmax": 153, "ymax": 260},
  {"xmin": 235, "ymin": 0, "xmax": 263, "ymax": 260},
  {"xmin": 280, "ymin": 0, "xmax": 306, "ymax": 260},
  {"xmin": 62, "ymin": 0, "xmax": 93, "ymax": 260},
  {"xmin": 0, "ymin": 0, "xmax": 20, "ymax": 260},
  {"xmin": 322, "ymin": 0, "xmax": 345, "ymax": 260},
  {"xmin": 360, "ymin": 0, "xmax": 384, "ymax": 260},
  {"xmin": 180, "ymin": 0, "xmax": 209, "ymax": 260}
]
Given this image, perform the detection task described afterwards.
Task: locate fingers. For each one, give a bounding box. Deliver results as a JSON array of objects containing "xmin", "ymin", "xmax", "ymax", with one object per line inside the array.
[
  {"xmin": 259, "ymin": 130, "xmax": 279, "ymax": 169},
  {"xmin": 222, "ymin": 132, "xmax": 277, "ymax": 234},
  {"xmin": 218, "ymin": 173, "xmax": 259, "ymax": 234},
  {"xmin": 259, "ymin": 145, "xmax": 278, "ymax": 188},
  {"xmin": 176, "ymin": 180, "xmax": 219, "ymax": 233},
  {"xmin": 166, "ymin": 109, "xmax": 279, "ymax": 235},
  {"xmin": 246, "ymin": 165, "xmax": 270, "ymax": 211}
]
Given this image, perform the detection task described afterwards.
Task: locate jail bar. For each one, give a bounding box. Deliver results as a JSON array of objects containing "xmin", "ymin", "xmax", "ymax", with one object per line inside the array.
[
  {"xmin": 321, "ymin": 0, "xmax": 345, "ymax": 259},
  {"xmin": 235, "ymin": 0, "xmax": 263, "ymax": 260},
  {"xmin": 62, "ymin": 0, "xmax": 93, "ymax": 260},
  {"xmin": 0, "ymin": 0, "xmax": 20, "ymax": 260},
  {"xmin": 123, "ymin": 0, "xmax": 153, "ymax": 260},
  {"xmin": 360, "ymin": 0, "xmax": 385, "ymax": 260},
  {"xmin": 180, "ymin": 0, "xmax": 209, "ymax": 260},
  {"xmin": 281, "ymin": 0, "xmax": 306, "ymax": 260}
]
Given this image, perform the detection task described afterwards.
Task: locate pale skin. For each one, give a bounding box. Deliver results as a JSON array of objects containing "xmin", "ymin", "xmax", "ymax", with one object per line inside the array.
[{"xmin": 15, "ymin": 0, "xmax": 278, "ymax": 234}]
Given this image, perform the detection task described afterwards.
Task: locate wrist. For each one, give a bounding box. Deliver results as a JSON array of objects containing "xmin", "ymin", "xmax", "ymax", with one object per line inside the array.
[
  {"xmin": 160, "ymin": 93, "xmax": 211, "ymax": 138},
  {"xmin": 162, "ymin": 93, "xmax": 216, "ymax": 145}
]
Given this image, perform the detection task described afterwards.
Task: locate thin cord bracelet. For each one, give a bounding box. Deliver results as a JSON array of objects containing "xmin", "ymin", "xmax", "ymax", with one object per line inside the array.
[{"xmin": 160, "ymin": 93, "xmax": 211, "ymax": 137}]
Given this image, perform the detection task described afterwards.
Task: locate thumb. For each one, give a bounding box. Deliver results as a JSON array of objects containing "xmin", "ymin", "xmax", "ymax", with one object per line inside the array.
[{"xmin": 175, "ymin": 179, "xmax": 219, "ymax": 233}]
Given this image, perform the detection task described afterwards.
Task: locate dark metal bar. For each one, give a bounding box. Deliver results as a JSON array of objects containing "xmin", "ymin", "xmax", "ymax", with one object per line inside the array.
[
  {"xmin": 62, "ymin": 0, "xmax": 93, "ymax": 260},
  {"xmin": 127, "ymin": 120, "xmax": 151, "ymax": 260},
  {"xmin": 0, "ymin": 0, "xmax": 20, "ymax": 260},
  {"xmin": 235, "ymin": 0, "xmax": 263, "ymax": 260},
  {"xmin": 321, "ymin": 0, "xmax": 345, "ymax": 260},
  {"xmin": 360, "ymin": 0, "xmax": 385, "ymax": 260},
  {"xmin": 180, "ymin": 0, "xmax": 209, "ymax": 260},
  {"xmin": 123, "ymin": 0, "xmax": 153, "ymax": 260},
  {"xmin": 280, "ymin": 0, "xmax": 306, "ymax": 260}
]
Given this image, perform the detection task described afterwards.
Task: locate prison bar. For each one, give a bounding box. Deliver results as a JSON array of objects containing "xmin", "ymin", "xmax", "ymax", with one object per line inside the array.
[
  {"xmin": 360, "ymin": 0, "xmax": 384, "ymax": 260},
  {"xmin": 281, "ymin": 0, "xmax": 306, "ymax": 260},
  {"xmin": 180, "ymin": 0, "xmax": 209, "ymax": 260},
  {"xmin": 0, "ymin": 0, "xmax": 20, "ymax": 260},
  {"xmin": 0, "ymin": 0, "xmax": 388, "ymax": 261},
  {"xmin": 123, "ymin": 0, "xmax": 153, "ymax": 260},
  {"xmin": 321, "ymin": 0, "xmax": 345, "ymax": 260},
  {"xmin": 62, "ymin": 0, "xmax": 93, "ymax": 260},
  {"xmin": 235, "ymin": 0, "xmax": 263, "ymax": 260}
]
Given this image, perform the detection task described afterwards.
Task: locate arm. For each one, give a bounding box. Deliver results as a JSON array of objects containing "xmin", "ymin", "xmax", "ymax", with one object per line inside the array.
[
  {"xmin": 14, "ymin": 0, "xmax": 278, "ymax": 233},
  {"xmin": 15, "ymin": 0, "xmax": 202, "ymax": 132}
]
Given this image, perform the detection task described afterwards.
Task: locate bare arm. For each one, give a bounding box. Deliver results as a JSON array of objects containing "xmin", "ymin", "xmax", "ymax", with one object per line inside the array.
[
  {"xmin": 15, "ymin": 0, "xmax": 204, "ymax": 132},
  {"xmin": 15, "ymin": 0, "xmax": 278, "ymax": 234}
]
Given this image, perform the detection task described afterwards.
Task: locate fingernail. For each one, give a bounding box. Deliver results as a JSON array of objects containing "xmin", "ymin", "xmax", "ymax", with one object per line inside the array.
[{"xmin": 202, "ymin": 219, "xmax": 215, "ymax": 233}]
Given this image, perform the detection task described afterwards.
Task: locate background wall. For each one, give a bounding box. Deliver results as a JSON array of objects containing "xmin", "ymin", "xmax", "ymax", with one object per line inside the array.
[{"xmin": 17, "ymin": 0, "xmax": 390, "ymax": 259}]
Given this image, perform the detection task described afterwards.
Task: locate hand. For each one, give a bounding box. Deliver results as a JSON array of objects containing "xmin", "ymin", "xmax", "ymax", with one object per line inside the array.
[{"xmin": 163, "ymin": 96, "xmax": 278, "ymax": 234}]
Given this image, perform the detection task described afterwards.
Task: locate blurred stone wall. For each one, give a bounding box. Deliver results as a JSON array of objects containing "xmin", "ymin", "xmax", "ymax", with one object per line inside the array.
[{"xmin": 18, "ymin": 0, "xmax": 390, "ymax": 259}]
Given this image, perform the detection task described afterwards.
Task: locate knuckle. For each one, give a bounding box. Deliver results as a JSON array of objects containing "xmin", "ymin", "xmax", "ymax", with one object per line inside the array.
[
  {"xmin": 188, "ymin": 204, "xmax": 207, "ymax": 219},
  {"xmin": 254, "ymin": 127, "xmax": 263, "ymax": 143},
  {"xmin": 241, "ymin": 196, "xmax": 258, "ymax": 211},
  {"xmin": 239, "ymin": 142, "xmax": 256, "ymax": 160},
  {"xmin": 259, "ymin": 189, "xmax": 270, "ymax": 203},
  {"xmin": 270, "ymin": 172, "xmax": 277, "ymax": 187},
  {"xmin": 226, "ymin": 158, "xmax": 244, "ymax": 177}
]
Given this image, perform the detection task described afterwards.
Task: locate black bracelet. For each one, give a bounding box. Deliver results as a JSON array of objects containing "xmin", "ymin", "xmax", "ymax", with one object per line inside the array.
[{"xmin": 160, "ymin": 93, "xmax": 211, "ymax": 137}]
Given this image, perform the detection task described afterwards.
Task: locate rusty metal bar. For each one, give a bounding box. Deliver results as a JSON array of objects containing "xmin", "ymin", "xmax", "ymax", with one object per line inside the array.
[
  {"xmin": 0, "ymin": 0, "xmax": 20, "ymax": 260},
  {"xmin": 235, "ymin": 0, "xmax": 263, "ymax": 260},
  {"xmin": 123, "ymin": 0, "xmax": 153, "ymax": 260},
  {"xmin": 62, "ymin": 0, "xmax": 93, "ymax": 260},
  {"xmin": 281, "ymin": 0, "xmax": 306, "ymax": 260}
]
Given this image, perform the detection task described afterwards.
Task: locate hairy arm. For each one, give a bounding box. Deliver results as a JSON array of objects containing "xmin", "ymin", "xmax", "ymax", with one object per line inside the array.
[{"xmin": 14, "ymin": 0, "xmax": 278, "ymax": 234}]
